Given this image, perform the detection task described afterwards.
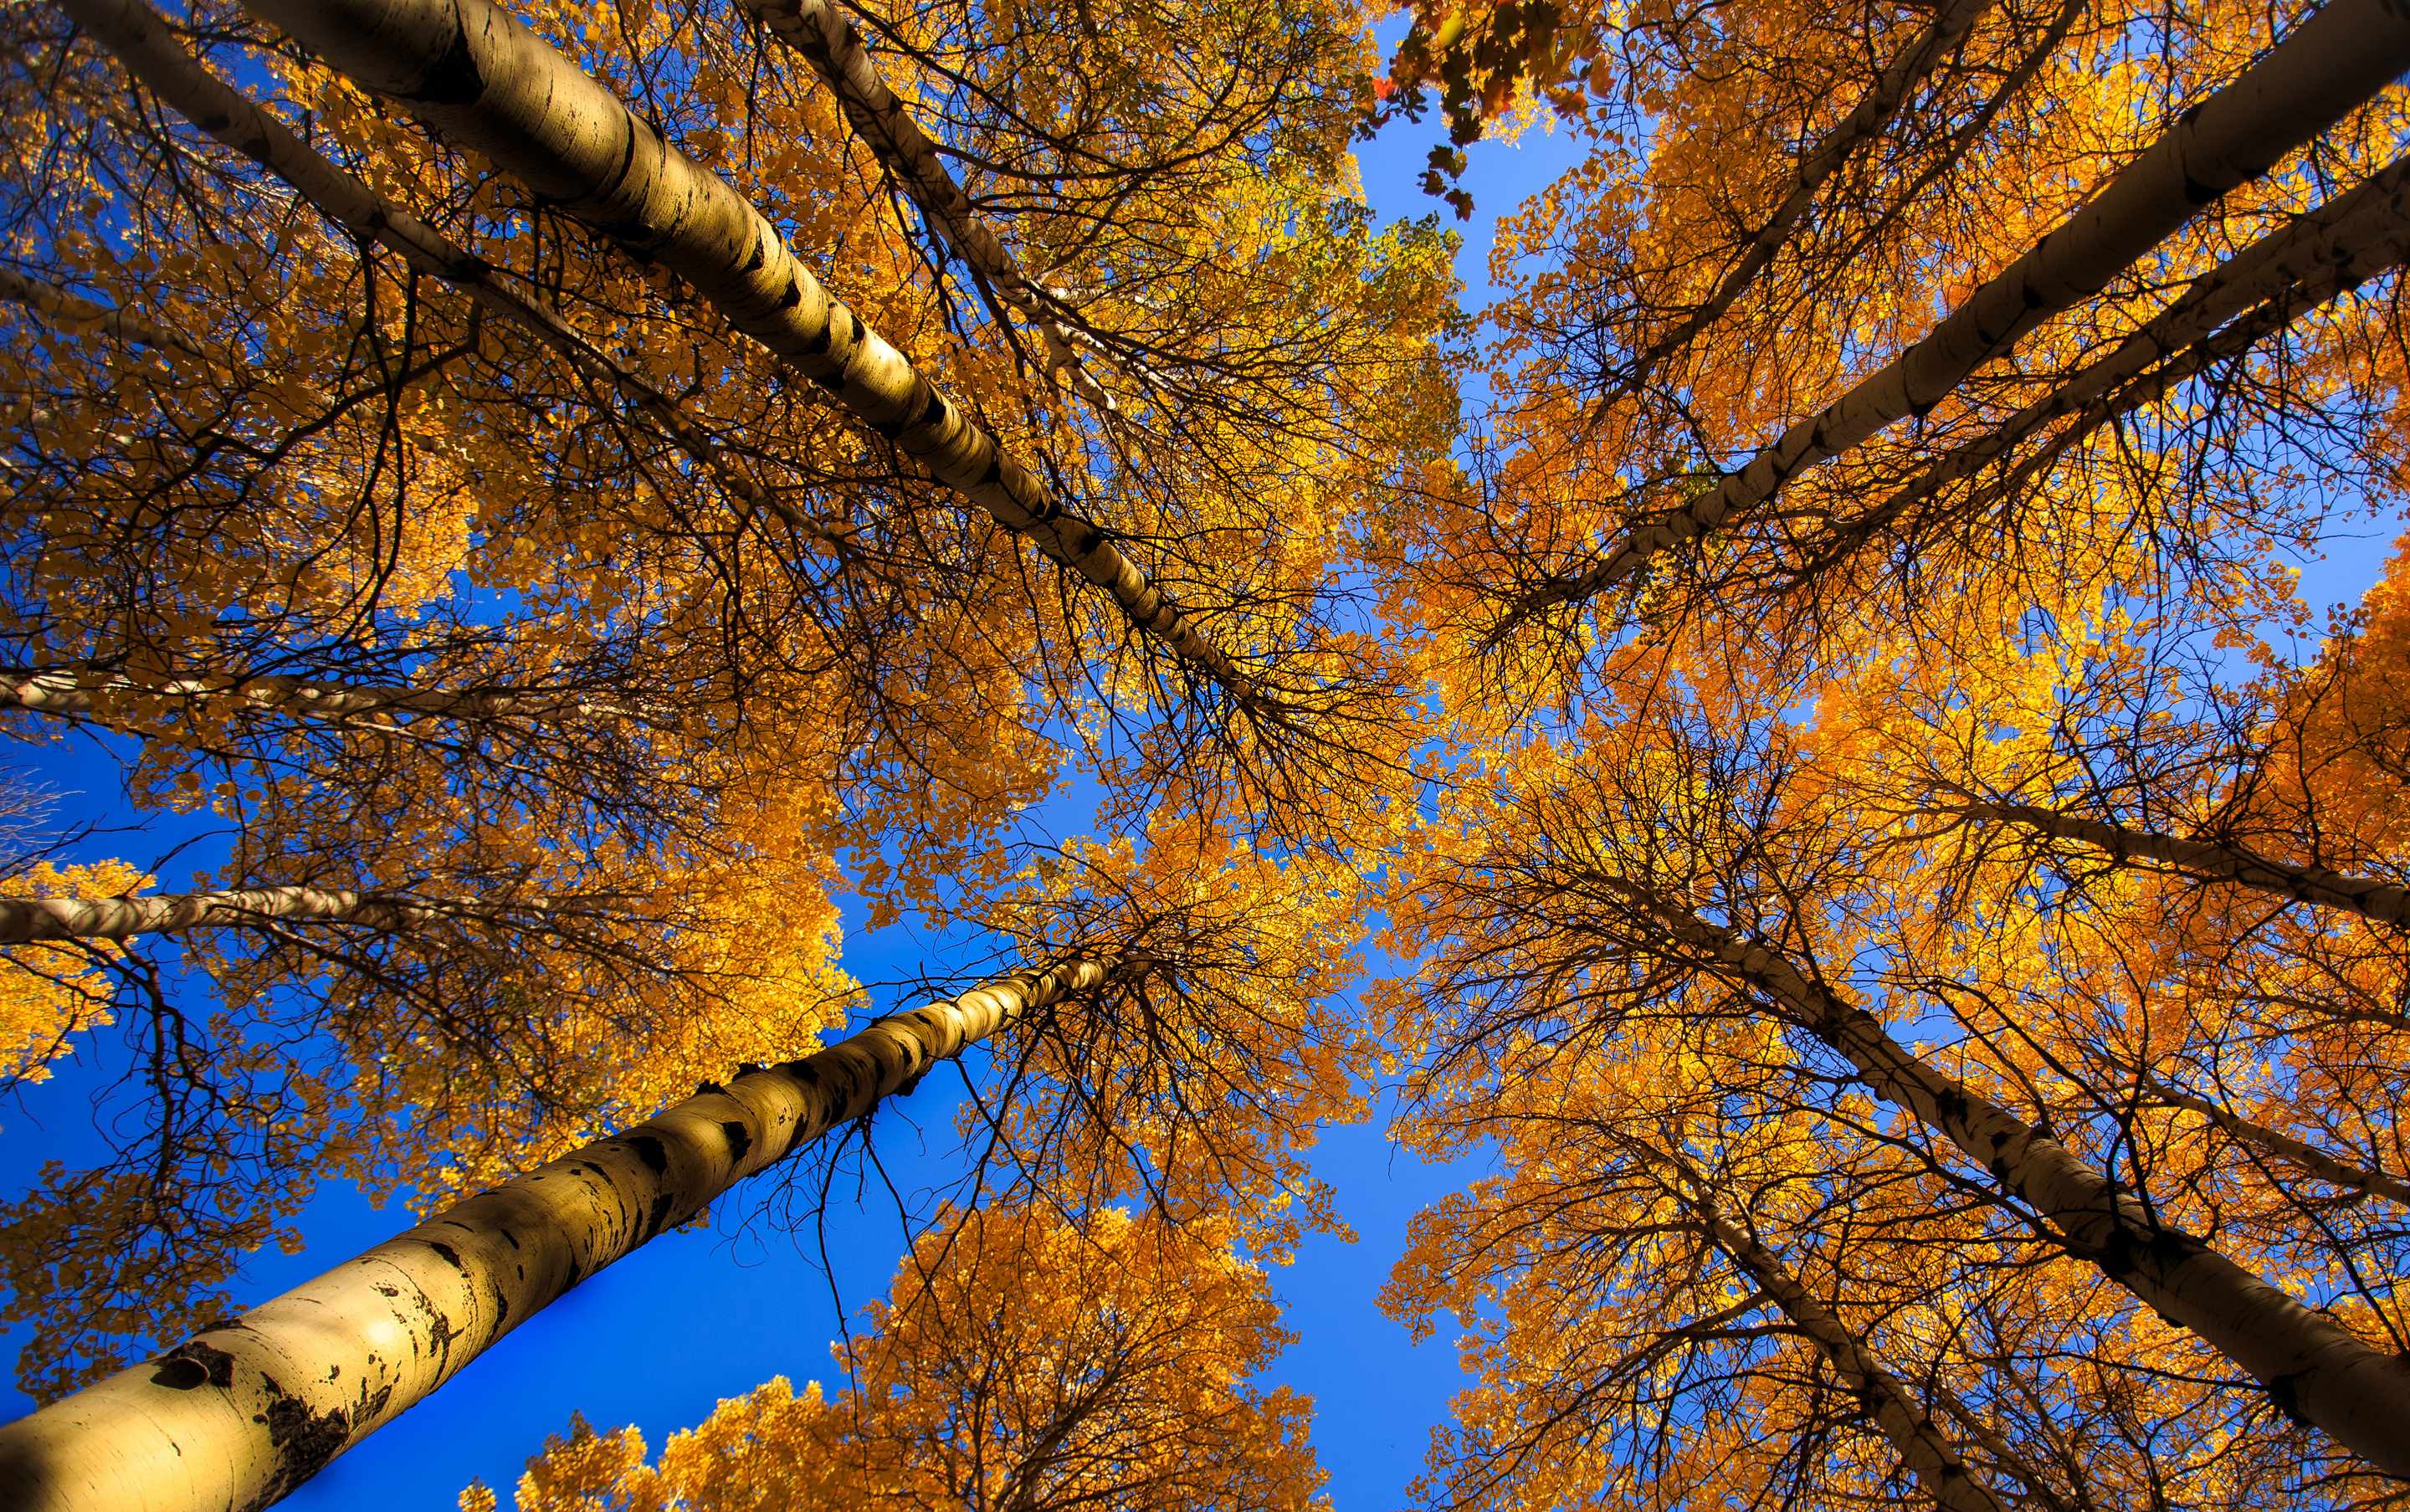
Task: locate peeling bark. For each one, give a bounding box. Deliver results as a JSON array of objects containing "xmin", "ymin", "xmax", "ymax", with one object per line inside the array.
[
  {"xmin": 744, "ymin": 0, "xmax": 1126, "ymax": 410},
  {"xmin": 237, "ymin": 0, "xmax": 1262, "ymax": 703},
  {"xmin": 1956, "ymin": 798, "xmax": 2410, "ymax": 926},
  {"xmin": 1626, "ymin": 889, "xmax": 2410, "ymax": 1475},
  {"xmin": 1505, "ymin": 0, "xmax": 2410, "ymax": 627},
  {"xmin": 0, "ymin": 958, "xmax": 1109, "ymax": 1511}
]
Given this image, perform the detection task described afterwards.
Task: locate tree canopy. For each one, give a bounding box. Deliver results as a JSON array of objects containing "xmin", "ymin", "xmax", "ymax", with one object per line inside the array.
[{"xmin": 0, "ymin": 0, "xmax": 2406, "ymax": 1506}]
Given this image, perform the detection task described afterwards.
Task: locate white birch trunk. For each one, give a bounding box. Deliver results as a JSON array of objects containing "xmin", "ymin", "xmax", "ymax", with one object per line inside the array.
[
  {"xmin": 743, "ymin": 0, "xmax": 1126, "ymax": 410},
  {"xmin": 0, "ymin": 266, "xmax": 205, "ymax": 359},
  {"xmin": 1960, "ymin": 798, "xmax": 2410, "ymax": 926},
  {"xmin": 0, "ymin": 958, "xmax": 1108, "ymax": 1511},
  {"xmin": 236, "ymin": 0, "xmax": 1260, "ymax": 700},
  {"xmin": 1841, "ymin": 153, "xmax": 2410, "ymax": 541},
  {"xmin": 1507, "ymin": 0, "xmax": 2410, "ymax": 624},
  {"xmin": 1628, "ymin": 894, "xmax": 2410, "ymax": 1475}
]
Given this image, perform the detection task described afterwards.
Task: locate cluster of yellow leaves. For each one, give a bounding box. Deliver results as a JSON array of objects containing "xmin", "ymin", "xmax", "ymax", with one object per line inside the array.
[
  {"xmin": 0, "ymin": 859, "xmax": 146, "ymax": 1091},
  {"xmin": 465, "ymin": 1207, "xmax": 1326, "ymax": 1512}
]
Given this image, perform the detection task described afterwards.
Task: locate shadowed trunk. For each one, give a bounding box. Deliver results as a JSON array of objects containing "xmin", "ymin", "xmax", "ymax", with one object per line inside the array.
[{"xmin": 0, "ymin": 958, "xmax": 1110, "ymax": 1512}]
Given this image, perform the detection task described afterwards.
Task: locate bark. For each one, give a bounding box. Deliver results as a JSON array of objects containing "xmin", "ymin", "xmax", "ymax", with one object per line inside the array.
[
  {"xmin": 1956, "ymin": 797, "xmax": 2410, "ymax": 926},
  {"xmin": 0, "ymin": 884, "xmax": 469, "ymax": 944},
  {"xmin": 1624, "ymin": 889, "xmax": 2410, "ymax": 1475},
  {"xmin": 0, "ymin": 957, "xmax": 1110, "ymax": 1512},
  {"xmin": 1828, "ymin": 153, "xmax": 2410, "ymax": 552},
  {"xmin": 743, "ymin": 0, "xmax": 1126, "ymax": 410},
  {"xmin": 237, "ymin": 0, "xmax": 1263, "ymax": 702},
  {"xmin": 2136, "ymin": 1071, "xmax": 2410, "ymax": 1208},
  {"xmin": 1587, "ymin": 0, "xmax": 1996, "ymax": 414},
  {"xmin": 1504, "ymin": 0, "xmax": 2410, "ymax": 628},
  {"xmin": 56, "ymin": 0, "xmax": 875, "ymax": 557},
  {"xmin": 0, "ymin": 266, "xmax": 205, "ymax": 358},
  {"xmin": 0, "ymin": 665, "xmax": 669, "ymax": 730},
  {"xmin": 1685, "ymin": 1197, "xmax": 2013, "ymax": 1512}
]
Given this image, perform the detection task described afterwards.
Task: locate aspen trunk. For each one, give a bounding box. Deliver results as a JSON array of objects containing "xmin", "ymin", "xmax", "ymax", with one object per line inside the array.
[
  {"xmin": 2136, "ymin": 1071, "xmax": 2410, "ymax": 1207},
  {"xmin": 237, "ymin": 0, "xmax": 1259, "ymax": 700},
  {"xmin": 1692, "ymin": 1206, "xmax": 2012, "ymax": 1512},
  {"xmin": 1628, "ymin": 894, "xmax": 2410, "ymax": 1474},
  {"xmin": 1847, "ymin": 154, "xmax": 2410, "ymax": 540},
  {"xmin": 0, "ymin": 958, "xmax": 1108, "ymax": 1512},
  {"xmin": 743, "ymin": 0, "xmax": 1125, "ymax": 409},
  {"xmin": 1960, "ymin": 798, "xmax": 2410, "ymax": 926},
  {"xmin": 58, "ymin": 0, "xmax": 874, "ymax": 557},
  {"xmin": 0, "ymin": 666, "xmax": 663, "ymax": 730},
  {"xmin": 1509, "ymin": 0, "xmax": 2410, "ymax": 622},
  {"xmin": 1596, "ymin": 0, "xmax": 1996, "ymax": 402},
  {"xmin": 0, "ymin": 884, "xmax": 465, "ymax": 944}
]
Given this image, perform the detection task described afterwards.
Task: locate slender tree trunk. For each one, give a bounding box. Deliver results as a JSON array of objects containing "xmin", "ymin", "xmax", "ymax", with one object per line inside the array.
[
  {"xmin": 1954, "ymin": 797, "xmax": 2410, "ymax": 926},
  {"xmin": 0, "ymin": 665, "xmax": 667, "ymax": 730},
  {"xmin": 1682, "ymin": 1196, "xmax": 2013, "ymax": 1512},
  {"xmin": 0, "ymin": 266, "xmax": 204, "ymax": 358},
  {"xmin": 1587, "ymin": 0, "xmax": 1996, "ymax": 413},
  {"xmin": 743, "ymin": 0, "xmax": 1126, "ymax": 410},
  {"xmin": 235, "ymin": 0, "xmax": 1262, "ymax": 703},
  {"xmin": 1502, "ymin": 0, "xmax": 2410, "ymax": 628},
  {"xmin": 2135, "ymin": 1070, "xmax": 2410, "ymax": 1207},
  {"xmin": 0, "ymin": 884, "xmax": 468, "ymax": 944},
  {"xmin": 0, "ymin": 958, "xmax": 1110, "ymax": 1512},
  {"xmin": 1834, "ymin": 155, "xmax": 2410, "ymax": 548},
  {"xmin": 1621, "ymin": 885, "xmax": 2410, "ymax": 1475},
  {"xmin": 57, "ymin": 0, "xmax": 876, "ymax": 561}
]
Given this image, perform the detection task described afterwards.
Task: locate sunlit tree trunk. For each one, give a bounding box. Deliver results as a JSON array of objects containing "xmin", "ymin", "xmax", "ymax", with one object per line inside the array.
[
  {"xmin": 744, "ymin": 0, "xmax": 1126, "ymax": 410},
  {"xmin": 57, "ymin": 0, "xmax": 874, "ymax": 558},
  {"xmin": 235, "ymin": 0, "xmax": 1260, "ymax": 700},
  {"xmin": 1622, "ymin": 884, "xmax": 2410, "ymax": 1475},
  {"xmin": 1953, "ymin": 797, "xmax": 2410, "ymax": 926},
  {"xmin": 0, "ymin": 958, "xmax": 1110, "ymax": 1512},
  {"xmin": 0, "ymin": 884, "xmax": 462, "ymax": 944},
  {"xmin": 0, "ymin": 667, "xmax": 669, "ymax": 731},
  {"xmin": 1504, "ymin": 0, "xmax": 2410, "ymax": 626}
]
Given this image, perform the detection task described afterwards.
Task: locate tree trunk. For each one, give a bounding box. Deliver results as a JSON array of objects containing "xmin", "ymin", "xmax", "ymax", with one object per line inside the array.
[
  {"xmin": 1686, "ymin": 1198, "xmax": 2013, "ymax": 1512},
  {"xmin": 0, "ymin": 958, "xmax": 1109, "ymax": 1512},
  {"xmin": 0, "ymin": 665, "xmax": 667, "ymax": 731},
  {"xmin": 743, "ymin": 0, "xmax": 1126, "ymax": 411},
  {"xmin": 0, "ymin": 884, "xmax": 466, "ymax": 944},
  {"xmin": 1624, "ymin": 889, "xmax": 2410, "ymax": 1476},
  {"xmin": 1505, "ymin": 0, "xmax": 2410, "ymax": 625},
  {"xmin": 1957, "ymin": 797, "xmax": 2410, "ymax": 926},
  {"xmin": 236, "ymin": 0, "xmax": 1261, "ymax": 702},
  {"xmin": 2136, "ymin": 1070, "xmax": 2410, "ymax": 1207},
  {"xmin": 0, "ymin": 266, "xmax": 204, "ymax": 359},
  {"xmin": 1838, "ymin": 154, "xmax": 2410, "ymax": 547},
  {"xmin": 57, "ymin": 0, "xmax": 874, "ymax": 560}
]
